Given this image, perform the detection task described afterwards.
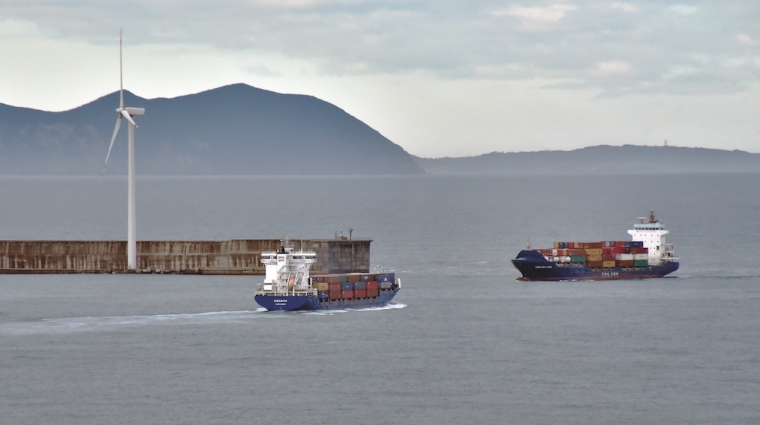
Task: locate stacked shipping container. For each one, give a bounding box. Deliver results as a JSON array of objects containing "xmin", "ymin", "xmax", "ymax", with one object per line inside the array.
[
  {"xmin": 311, "ymin": 272, "xmax": 396, "ymax": 301},
  {"xmin": 539, "ymin": 241, "xmax": 648, "ymax": 269}
]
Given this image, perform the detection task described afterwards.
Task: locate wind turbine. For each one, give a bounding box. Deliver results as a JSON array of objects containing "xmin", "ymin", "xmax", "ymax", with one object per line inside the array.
[{"xmin": 103, "ymin": 30, "xmax": 145, "ymax": 270}]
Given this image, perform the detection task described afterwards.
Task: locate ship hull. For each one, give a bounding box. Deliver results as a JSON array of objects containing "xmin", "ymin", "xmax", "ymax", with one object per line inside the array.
[
  {"xmin": 255, "ymin": 288, "xmax": 400, "ymax": 311},
  {"xmin": 512, "ymin": 250, "xmax": 679, "ymax": 281}
]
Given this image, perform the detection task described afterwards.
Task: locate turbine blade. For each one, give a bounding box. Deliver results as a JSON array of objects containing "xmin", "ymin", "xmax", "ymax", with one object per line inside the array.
[
  {"xmin": 119, "ymin": 29, "xmax": 123, "ymax": 108},
  {"xmin": 103, "ymin": 117, "xmax": 122, "ymax": 174},
  {"xmin": 120, "ymin": 109, "xmax": 137, "ymax": 128}
]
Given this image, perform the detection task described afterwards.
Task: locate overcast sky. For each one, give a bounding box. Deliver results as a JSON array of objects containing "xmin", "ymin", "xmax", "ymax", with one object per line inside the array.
[{"xmin": 1, "ymin": 1, "xmax": 759, "ymax": 157}]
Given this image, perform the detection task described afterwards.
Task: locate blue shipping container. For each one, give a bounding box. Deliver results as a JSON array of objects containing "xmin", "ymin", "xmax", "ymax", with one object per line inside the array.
[
  {"xmin": 375, "ymin": 273, "xmax": 396, "ymax": 282},
  {"xmin": 341, "ymin": 282, "xmax": 354, "ymax": 291}
]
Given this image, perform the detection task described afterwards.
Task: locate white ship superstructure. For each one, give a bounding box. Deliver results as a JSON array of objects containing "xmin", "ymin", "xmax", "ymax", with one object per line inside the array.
[
  {"xmin": 257, "ymin": 245, "xmax": 317, "ymax": 296},
  {"xmin": 627, "ymin": 211, "xmax": 678, "ymax": 265}
]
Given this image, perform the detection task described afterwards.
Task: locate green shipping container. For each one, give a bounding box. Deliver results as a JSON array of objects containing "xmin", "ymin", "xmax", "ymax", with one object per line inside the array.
[
  {"xmin": 570, "ymin": 255, "xmax": 586, "ymax": 263},
  {"xmin": 634, "ymin": 260, "xmax": 648, "ymax": 267}
]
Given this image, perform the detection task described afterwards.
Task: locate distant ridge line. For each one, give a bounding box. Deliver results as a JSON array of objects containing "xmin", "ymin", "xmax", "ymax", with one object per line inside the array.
[{"xmin": 413, "ymin": 145, "xmax": 760, "ymax": 175}]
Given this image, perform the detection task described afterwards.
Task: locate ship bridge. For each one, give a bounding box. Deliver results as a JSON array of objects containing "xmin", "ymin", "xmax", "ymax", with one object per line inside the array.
[
  {"xmin": 260, "ymin": 245, "xmax": 317, "ymax": 295},
  {"xmin": 627, "ymin": 211, "xmax": 677, "ymax": 264}
]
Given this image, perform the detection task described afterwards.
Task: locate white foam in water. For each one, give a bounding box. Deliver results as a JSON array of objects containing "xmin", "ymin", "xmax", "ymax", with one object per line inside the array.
[
  {"xmin": 349, "ymin": 302, "xmax": 407, "ymax": 312},
  {"xmin": 0, "ymin": 310, "xmax": 270, "ymax": 336}
]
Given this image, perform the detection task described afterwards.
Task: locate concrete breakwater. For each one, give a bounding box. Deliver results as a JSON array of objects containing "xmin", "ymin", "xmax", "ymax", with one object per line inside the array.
[{"xmin": 0, "ymin": 239, "xmax": 371, "ymax": 275}]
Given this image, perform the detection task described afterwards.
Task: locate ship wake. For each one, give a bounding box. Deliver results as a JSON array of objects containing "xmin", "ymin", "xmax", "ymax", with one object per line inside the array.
[{"xmin": 0, "ymin": 310, "xmax": 274, "ymax": 336}]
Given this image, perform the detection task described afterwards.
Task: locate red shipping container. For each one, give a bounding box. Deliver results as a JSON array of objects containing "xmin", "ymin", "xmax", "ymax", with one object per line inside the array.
[
  {"xmin": 367, "ymin": 289, "xmax": 379, "ymax": 297},
  {"xmin": 341, "ymin": 290, "xmax": 354, "ymax": 299},
  {"xmin": 347, "ymin": 274, "xmax": 361, "ymax": 283},
  {"xmin": 602, "ymin": 254, "xmax": 616, "ymax": 261},
  {"xmin": 587, "ymin": 261, "xmax": 603, "ymax": 268},
  {"xmin": 328, "ymin": 283, "xmax": 342, "ymax": 292},
  {"xmin": 354, "ymin": 289, "xmax": 367, "ymax": 298},
  {"xmin": 629, "ymin": 247, "xmax": 648, "ymax": 254},
  {"xmin": 617, "ymin": 260, "xmax": 634, "ymax": 267},
  {"xmin": 366, "ymin": 281, "xmax": 379, "ymax": 290},
  {"xmin": 329, "ymin": 290, "xmax": 342, "ymax": 300}
]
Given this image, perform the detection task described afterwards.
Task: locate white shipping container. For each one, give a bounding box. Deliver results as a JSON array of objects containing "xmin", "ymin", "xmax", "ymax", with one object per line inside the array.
[
  {"xmin": 633, "ymin": 253, "xmax": 648, "ymax": 260},
  {"xmin": 616, "ymin": 253, "xmax": 634, "ymax": 261}
]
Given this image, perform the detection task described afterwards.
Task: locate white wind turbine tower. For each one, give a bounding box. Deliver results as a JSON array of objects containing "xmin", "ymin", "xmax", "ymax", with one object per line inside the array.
[{"xmin": 103, "ymin": 31, "xmax": 145, "ymax": 270}]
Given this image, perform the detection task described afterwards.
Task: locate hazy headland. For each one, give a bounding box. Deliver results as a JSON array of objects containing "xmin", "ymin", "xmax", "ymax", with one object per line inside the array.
[{"xmin": 414, "ymin": 145, "xmax": 760, "ymax": 175}]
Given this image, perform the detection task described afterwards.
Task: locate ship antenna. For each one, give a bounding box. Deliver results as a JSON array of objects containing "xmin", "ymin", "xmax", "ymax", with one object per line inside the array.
[{"xmin": 527, "ymin": 238, "xmax": 531, "ymax": 250}]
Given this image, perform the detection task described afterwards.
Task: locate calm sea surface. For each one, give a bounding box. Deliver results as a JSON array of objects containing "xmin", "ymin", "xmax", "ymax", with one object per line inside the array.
[{"xmin": 1, "ymin": 174, "xmax": 759, "ymax": 425}]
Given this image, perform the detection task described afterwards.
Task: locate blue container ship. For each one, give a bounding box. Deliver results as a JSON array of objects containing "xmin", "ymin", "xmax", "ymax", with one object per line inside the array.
[
  {"xmin": 254, "ymin": 245, "xmax": 400, "ymax": 311},
  {"xmin": 512, "ymin": 212, "xmax": 679, "ymax": 281}
]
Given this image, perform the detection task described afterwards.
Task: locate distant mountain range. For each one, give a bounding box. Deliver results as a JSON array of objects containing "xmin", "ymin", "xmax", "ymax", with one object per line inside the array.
[
  {"xmin": 0, "ymin": 84, "xmax": 424, "ymax": 175},
  {"xmin": 2, "ymin": 86, "xmax": 758, "ymax": 176},
  {"xmin": 414, "ymin": 145, "xmax": 760, "ymax": 175}
]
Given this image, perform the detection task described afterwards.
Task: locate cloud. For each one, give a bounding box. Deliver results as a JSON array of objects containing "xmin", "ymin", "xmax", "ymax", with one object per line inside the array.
[
  {"xmin": 251, "ymin": 0, "xmax": 335, "ymax": 7},
  {"xmin": 669, "ymin": 4, "xmax": 699, "ymax": 15},
  {"xmin": 247, "ymin": 65, "xmax": 281, "ymax": 77},
  {"xmin": 493, "ymin": 4, "xmax": 576, "ymax": 31},
  {"xmin": 1, "ymin": 0, "xmax": 760, "ymax": 98},
  {"xmin": 736, "ymin": 34, "xmax": 755, "ymax": 46},
  {"xmin": 590, "ymin": 61, "xmax": 632, "ymax": 77},
  {"xmin": 0, "ymin": 19, "xmax": 39, "ymax": 36},
  {"xmin": 611, "ymin": 3, "xmax": 637, "ymax": 13}
]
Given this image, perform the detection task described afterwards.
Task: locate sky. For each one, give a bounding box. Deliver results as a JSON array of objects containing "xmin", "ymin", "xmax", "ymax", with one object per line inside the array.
[{"xmin": 1, "ymin": 1, "xmax": 759, "ymax": 157}]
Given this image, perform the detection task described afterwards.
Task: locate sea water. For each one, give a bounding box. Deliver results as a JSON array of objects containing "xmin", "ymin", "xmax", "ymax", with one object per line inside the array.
[{"xmin": 1, "ymin": 174, "xmax": 759, "ymax": 424}]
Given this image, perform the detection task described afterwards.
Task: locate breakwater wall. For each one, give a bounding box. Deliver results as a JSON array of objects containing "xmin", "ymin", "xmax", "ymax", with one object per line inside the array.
[{"xmin": 0, "ymin": 239, "xmax": 371, "ymax": 275}]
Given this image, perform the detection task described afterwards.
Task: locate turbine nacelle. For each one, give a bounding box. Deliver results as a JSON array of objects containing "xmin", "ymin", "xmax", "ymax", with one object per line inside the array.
[
  {"xmin": 121, "ymin": 107, "xmax": 145, "ymax": 117},
  {"xmin": 116, "ymin": 107, "xmax": 144, "ymax": 129}
]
